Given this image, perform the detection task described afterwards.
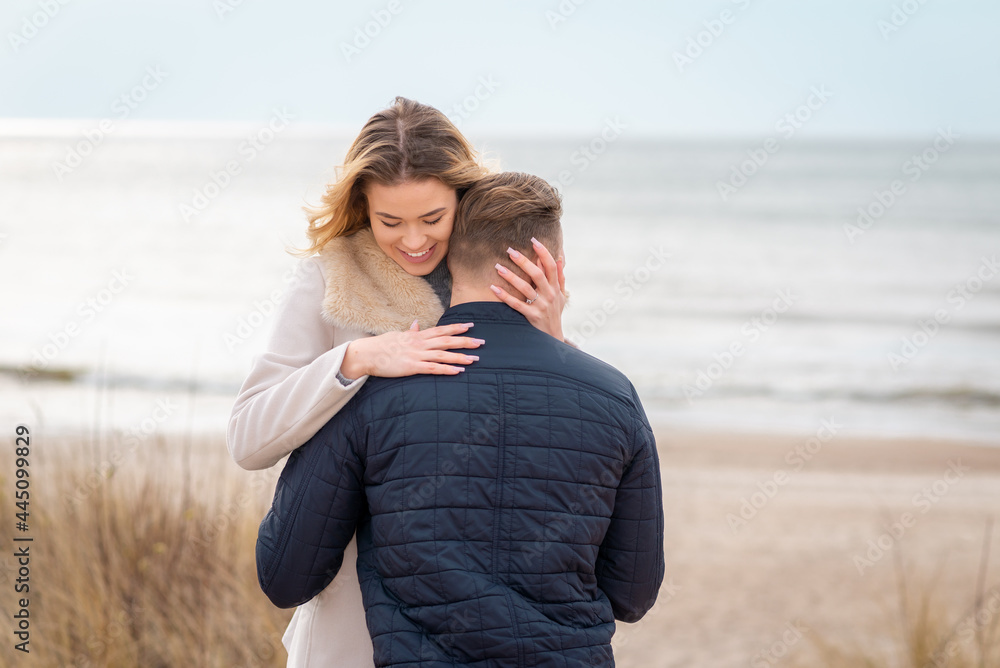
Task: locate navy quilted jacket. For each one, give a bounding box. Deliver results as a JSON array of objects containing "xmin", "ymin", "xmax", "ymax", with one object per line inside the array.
[{"xmin": 257, "ymin": 302, "xmax": 664, "ymax": 667}]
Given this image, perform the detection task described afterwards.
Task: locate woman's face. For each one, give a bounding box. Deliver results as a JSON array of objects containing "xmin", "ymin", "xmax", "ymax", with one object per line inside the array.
[{"xmin": 366, "ymin": 178, "xmax": 457, "ymax": 276}]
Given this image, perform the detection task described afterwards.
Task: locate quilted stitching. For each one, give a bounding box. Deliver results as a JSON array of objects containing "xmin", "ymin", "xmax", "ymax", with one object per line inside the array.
[{"xmin": 257, "ymin": 302, "xmax": 664, "ymax": 667}]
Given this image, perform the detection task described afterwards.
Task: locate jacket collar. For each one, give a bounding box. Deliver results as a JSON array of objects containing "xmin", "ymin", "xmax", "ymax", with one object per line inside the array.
[
  {"xmin": 315, "ymin": 227, "xmax": 445, "ymax": 335},
  {"xmin": 438, "ymin": 301, "xmax": 531, "ymax": 327}
]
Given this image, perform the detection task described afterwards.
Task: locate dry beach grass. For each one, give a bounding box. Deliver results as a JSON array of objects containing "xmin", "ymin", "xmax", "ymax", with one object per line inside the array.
[
  {"xmin": 0, "ymin": 432, "xmax": 292, "ymax": 667},
  {"xmin": 1, "ymin": 427, "xmax": 999, "ymax": 667}
]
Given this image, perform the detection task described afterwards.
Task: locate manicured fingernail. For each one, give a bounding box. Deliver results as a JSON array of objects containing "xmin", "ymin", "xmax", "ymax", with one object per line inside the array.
[
  {"xmin": 490, "ymin": 284, "xmax": 501, "ymax": 294},
  {"xmin": 507, "ymin": 247, "xmax": 521, "ymax": 259},
  {"xmin": 495, "ymin": 263, "xmax": 507, "ymax": 274},
  {"xmin": 457, "ymin": 367, "xmax": 466, "ymax": 372},
  {"xmin": 531, "ymin": 237, "xmax": 540, "ymax": 247},
  {"xmin": 463, "ymin": 322, "xmax": 475, "ymax": 327},
  {"xmin": 472, "ymin": 339, "xmax": 486, "ymax": 345},
  {"xmin": 466, "ymin": 355, "xmax": 479, "ymax": 362}
]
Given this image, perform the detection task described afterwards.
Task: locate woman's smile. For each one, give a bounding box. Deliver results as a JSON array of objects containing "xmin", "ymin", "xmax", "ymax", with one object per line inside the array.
[
  {"xmin": 398, "ymin": 243, "xmax": 437, "ymax": 263},
  {"xmin": 367, "ymin": 179, "xmax": 457, "ymax": 276}
]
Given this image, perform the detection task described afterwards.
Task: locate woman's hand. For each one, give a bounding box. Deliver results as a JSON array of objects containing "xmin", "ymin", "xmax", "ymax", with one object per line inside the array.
[
  {"xmin": 490, "ymin": 237, "xmax": 568, "ymax": 340},
  {"xmin": 340, "ymin": 321, "xmax": 484, "ymax": 379}
]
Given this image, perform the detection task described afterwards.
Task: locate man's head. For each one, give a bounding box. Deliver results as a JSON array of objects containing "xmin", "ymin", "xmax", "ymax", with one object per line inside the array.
[{"xmin": 448, "ymin": 172, "xmax": 563, "ymax": 302}]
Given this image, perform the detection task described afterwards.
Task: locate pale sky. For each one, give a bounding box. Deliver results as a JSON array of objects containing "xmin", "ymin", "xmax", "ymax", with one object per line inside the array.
[{"xmin": 1, "ymin": 0, "xmax": 998, "ymax": 139}]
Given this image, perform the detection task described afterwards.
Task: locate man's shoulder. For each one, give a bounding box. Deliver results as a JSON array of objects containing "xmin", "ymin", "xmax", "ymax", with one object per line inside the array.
[
  {"xmin": 357, "ymin": 336, "xmax": 641, "ymax": 415},
  {"xmin": 546, "ymin": 341, "xmax": 638, "ymax": 402}
]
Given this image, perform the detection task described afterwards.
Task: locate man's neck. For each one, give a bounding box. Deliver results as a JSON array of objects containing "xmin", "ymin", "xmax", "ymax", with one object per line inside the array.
[{"xmin": 449, "ymin": 283, "xmax": 504, "ymax": 307}]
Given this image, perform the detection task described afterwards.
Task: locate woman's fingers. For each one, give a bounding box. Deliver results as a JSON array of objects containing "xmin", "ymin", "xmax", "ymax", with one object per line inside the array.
[
  {"xmin": 494, "ymin": 262, "xmax": 537, "ymax": 301},
  {"xmin": 425, "ymin": 350, "xmax": 479, "ymax": 365},
  {"xmin": 419, "ymin": 362, "xmax": 467, "ymax": 375},
  {"xmin": 423, "ymin": 335, "xmax": 485, "ymax": 350},
  {"xmin": 556, "ymin": 258, "xmax": 567, "ymax": 294},
  {"xmin": 368, "ymin": 326, "xmax": 483, "ymax": 378},
  {"xmin": 530, "ymin": 238, "xmax": 560, "ymax": 288},
  {"xmin": 490, "ymin": 284, "xmax": 530, "ymax": 315},
  {"xmin": 418, "ymin": 322, "xmax": 474, "ymax": 339},
  {"xmin": 505, "ymin": 247, "xmax": 548, "ymax": 294}
]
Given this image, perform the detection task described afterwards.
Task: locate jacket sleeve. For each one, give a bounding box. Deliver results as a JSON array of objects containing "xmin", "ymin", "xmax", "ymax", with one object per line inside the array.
[
  {"xmin": 227, "ymin": 258, "xmax": 369, "ymax": 470},
  {"xmin": 255, "ymin": 409, "xmax": 365, "ymax": 609},
  {"xmin": 595, "ymin": 391, "xmax": 665, "ymax": 623}
]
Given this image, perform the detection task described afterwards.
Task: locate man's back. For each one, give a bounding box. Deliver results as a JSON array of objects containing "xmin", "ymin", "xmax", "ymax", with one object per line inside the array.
[{"xmin": 258, "ymin": 301, "xmax": 664, "ymax": 667}]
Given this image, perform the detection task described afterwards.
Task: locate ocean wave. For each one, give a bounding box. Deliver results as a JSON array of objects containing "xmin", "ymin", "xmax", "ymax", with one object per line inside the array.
[
  {"xmin": 580, "ymin": 304, "xmax": 1000, "ymax": 333},
  {"xmin": 7, "ymin": 363, "xmax": 1000, "ymax": 411},
  {"xmin": 0, "ymin": 364, "xmax": 239, "ymax": 395},
  {"xmin": 649, "ymin": 383, "xmax": 1000, "ymax": 408}
]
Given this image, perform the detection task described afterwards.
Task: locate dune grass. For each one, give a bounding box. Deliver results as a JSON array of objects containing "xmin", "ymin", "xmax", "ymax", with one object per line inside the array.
[
  {"xmin": 0, "ymin": 430, "xmax": 292, "ymax": 667},
  {"xmin": 790, "ymin": 526, "xmax": 1000, "ymax": 668}
]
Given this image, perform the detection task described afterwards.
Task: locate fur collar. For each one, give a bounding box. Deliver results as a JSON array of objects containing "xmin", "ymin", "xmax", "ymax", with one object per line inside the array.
[{"xmin": 316, "ymin": 227, "xmax": 445, "ymax": 335}]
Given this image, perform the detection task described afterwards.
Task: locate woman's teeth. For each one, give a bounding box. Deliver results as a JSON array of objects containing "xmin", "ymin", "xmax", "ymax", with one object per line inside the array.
[{"xmin": 399, "ymin": 243, "xmax": 436, "ymax": 264}]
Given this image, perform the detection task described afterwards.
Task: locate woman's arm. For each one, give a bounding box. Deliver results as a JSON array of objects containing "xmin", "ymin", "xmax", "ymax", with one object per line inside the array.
[
  {"xmin": 227, "ymin": 258, "xmax": 485, "ymax": 471},
  {"xmin": 227, "ymin": 259, "xmax": 368, "ymax": 470}
]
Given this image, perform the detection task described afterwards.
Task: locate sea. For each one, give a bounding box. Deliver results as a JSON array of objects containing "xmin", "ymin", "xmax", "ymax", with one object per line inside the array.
[{"xmin": 1, "ymin": 123, "xmax": 999, "ymax": 445}]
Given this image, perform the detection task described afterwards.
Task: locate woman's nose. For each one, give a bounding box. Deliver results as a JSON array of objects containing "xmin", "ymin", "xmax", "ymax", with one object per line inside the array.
[{"xmin": 401, "ymin": 226, "xmax": 425, "ymax": 250}]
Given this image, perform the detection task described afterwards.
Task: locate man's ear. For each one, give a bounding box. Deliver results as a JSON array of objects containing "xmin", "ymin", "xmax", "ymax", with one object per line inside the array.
[{"xmin": 556, "ymin": 255, "xmax": 567, "ymax": 296}]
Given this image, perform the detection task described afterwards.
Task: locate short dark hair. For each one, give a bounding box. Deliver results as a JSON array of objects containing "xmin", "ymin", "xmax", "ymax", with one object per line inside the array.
[{"xmin": 449, "ymin": 172, "xmax": 562, "ymax": 288}]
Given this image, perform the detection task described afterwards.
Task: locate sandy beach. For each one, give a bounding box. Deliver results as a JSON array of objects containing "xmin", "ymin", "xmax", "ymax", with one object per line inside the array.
[{"xmin": 612, "ymin": 429, "xmax": 1000, "ymax": 667}]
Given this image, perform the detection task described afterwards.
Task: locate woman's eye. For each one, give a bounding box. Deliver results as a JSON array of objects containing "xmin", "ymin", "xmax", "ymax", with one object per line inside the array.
[
  {"xmin": 424, "ymin": 217, "xmax": 443, "ymax": 225},
  {"xmin": 380, "ymin": 220, "xmax": 400, "ymax": 228}
]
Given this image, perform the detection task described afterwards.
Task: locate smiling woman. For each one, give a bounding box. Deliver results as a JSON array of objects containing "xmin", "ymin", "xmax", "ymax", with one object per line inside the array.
[
  {"xmin": 226, "ymin": 96, "xmax": 568, "ymax": 668},
  {"xmin": 366, "ymin": 179, "xmax": 457, "ymax": 275}
]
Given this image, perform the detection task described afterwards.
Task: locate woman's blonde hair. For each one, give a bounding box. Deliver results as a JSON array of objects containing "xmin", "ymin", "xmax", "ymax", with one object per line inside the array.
[{"xmin": 294, "ymin": 97, "xmax": 487, "ymax": 256}]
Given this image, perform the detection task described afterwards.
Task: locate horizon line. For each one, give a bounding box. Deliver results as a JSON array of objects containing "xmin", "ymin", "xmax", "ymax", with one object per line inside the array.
[{"xmin": 1, "ymin": 117, "xmax": 998, "ymax": 144}]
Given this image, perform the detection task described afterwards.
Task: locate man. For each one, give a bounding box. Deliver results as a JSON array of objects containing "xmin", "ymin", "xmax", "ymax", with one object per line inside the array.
[{"xmin": 257, "ymin": 172, "xmax": 664, "ymax": 666}]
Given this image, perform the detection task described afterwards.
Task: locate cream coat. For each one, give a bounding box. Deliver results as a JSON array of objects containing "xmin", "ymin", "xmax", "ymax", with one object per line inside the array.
[{"xmin": 227, "ymin": 227, "xmax": 446, "ymax": 667}]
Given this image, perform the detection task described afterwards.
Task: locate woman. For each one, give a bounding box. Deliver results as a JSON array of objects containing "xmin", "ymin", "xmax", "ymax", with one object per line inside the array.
[{"xmin": 227, "ymin": 97, "xmax": 567, "ymax": 667}]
